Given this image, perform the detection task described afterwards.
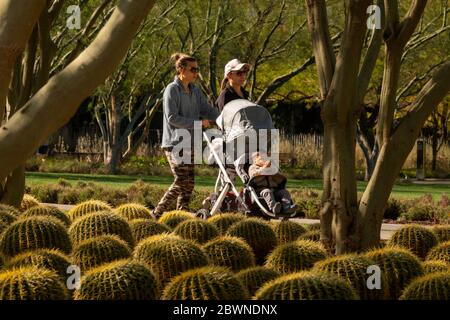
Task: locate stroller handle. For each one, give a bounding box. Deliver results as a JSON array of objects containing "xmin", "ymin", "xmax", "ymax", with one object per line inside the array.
[{"xmin": 203, "ymin": 132, "xmax": 249, "ymax": 211}]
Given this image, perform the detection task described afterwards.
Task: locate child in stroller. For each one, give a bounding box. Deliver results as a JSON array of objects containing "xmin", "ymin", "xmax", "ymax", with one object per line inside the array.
[
  {"xmin": 246, "ymin": 151, "xmax": 296, "ymax": 215},
  {"xmin": 196, "ymin": 98, "xmax": 298, "ymax": 220}
]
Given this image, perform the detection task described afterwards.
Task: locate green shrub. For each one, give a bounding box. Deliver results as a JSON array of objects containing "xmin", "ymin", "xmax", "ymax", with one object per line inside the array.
[
  {"xmin": 72, "ymin": 235, "xmax": 131, "ymax": 272},
  {"xmin": 297, "ymin": 198, "xmax": 321, "ymax": 219},
  {"xmin": 162, "ymin": 266, "xmax": 249, "ymax": 300},
  {"xmin": 6, "ymin": 249, "xmax": 71, "ymax": 280},
  {"xmin": 133, "ymin": 234, "xmax": 208, "ymax": 287},
  {"xmin": 203, "ymin": 236, "xmax": 255, "ymax": 271},
  {"xmin": 57, "ymin": 178, "xmax": 72, "ymax": 188},
  {"xmin": 399, "ymin": 272, "xmax": 450, "ymax": 300},
  {"xmin": 74, "ymin": 260, "xmax": 159, "ymax": 300},
  {"xmin": 174, "ymin": 219, "xmax": 219, "ymax": 244},
  {"xmin": 235, "ymin": 266, "xmax": 280, "ymax": 297},
  {"xmin": 430, "ymin": 207, "xmax": 449, "ymax": 224},
  {"xmin": 123, "ymin": 180, "xmax": 157, "ymax": 208},
  {"xmin": 89, "ymin": 188, "xmax": 129, "ymax": 207},
  {"xmin": 384, "ymin": 198, "xmax": 406, "ymax": 220},
  {"xmin": 226, "ymin": 217, "xmax": 277, "ymax": 264},
  {"xmin": 426, "ymin": 241, "xmax": 450, "ymax": 263},
  {"xmin": 298, "ymin": 229, "xmax": 321, "ymax": 242},
  {"xmin": 432, "ymin": 225, "xmax": 450, "ymax": 242},
  {"xmin": 158, "ymin": 210, "xmax": 195, "ymax": 229},
  {"xmin": 20, "ymin": 205, "xmax": 70, "ymax": 227},
  {"xmin": 57, "ymin": 188, "xmax": 81, "ymax": 205},
  {"xmin": 208, "ymin": 213, "xmax": 246, "ymax": 235},
  {"xmin": 272, "ymin": 220, "xmax": 307, "ymax": 244},
  {"xmin": 438, "ymin": 194, "xmax": 450, "ymax": 207},
  {"xmin": 422, "ymin": 260, "xmax": 449, "ymax": 274},
  {"xmin": 68, "ymin": 211, "xmax": 134, "ymax": 247},
  {"xmin": 129, "ymin": 219, "xmax": 170, "ymax": 243},
  {"xmin": 399, "ymin": 206, "xmax": 431, "ymax": 222},
  {"xmin": 364, "ymin": 247, "xmax": 424, "ymax": 299},
  {"xmin": 0, "ymin": 216, "xmax": 71, "ymax": 258},
  {"xmin": 313, "ymin": 254, "xmax": 385, "ymax": 300},
  {"xmin": 114, "ymin": 203, "xmax": 152, "ymax": 221},
  {"xmin": 265, "ymin": 240, "xmax": 327, "ymax": 273},
  {"xmin": 67, "ymin": 200, "xmax": 112, "ymax": 221},
  {"xmin": 30, "ymin": 184, "xmax": 61, "ymax": 203},
  {"xmin": 20, "ymin": 194, "xmax": 40, "ymax": 212},
  {"xmin": 399, "ymin": 205, "xmax": 448, "ymax": 223},
  {"xmin": 388, "ymin": 225, "xmax": 438, "ymax": 259},
  {"xmin": 0, "ymin": 267, "xmax": 69, "ymax": 300},
  {"xmin": 254, "ymin": 271, "xmax": 359, "ymax": 300}
]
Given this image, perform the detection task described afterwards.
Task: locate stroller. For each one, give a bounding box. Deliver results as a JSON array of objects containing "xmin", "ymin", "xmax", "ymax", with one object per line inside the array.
[{"xmin": 196, "ymin": 99, "xmax": 298, "ymax": 221}]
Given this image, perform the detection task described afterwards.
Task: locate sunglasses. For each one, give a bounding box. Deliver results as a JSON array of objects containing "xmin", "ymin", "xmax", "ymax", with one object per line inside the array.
[{"xmin": 189, "ymin": 67, "xmax": 200, "ymax": 73}]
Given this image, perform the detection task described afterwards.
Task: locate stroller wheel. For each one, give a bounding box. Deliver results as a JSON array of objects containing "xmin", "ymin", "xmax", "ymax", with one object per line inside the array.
[{"xmin": 195, "ymin": 209, "xmax": 211, "ymax": 220}]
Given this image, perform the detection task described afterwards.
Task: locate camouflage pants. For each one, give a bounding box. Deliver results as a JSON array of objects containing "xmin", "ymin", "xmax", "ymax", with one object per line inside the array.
[{"xmin": 153, "ymin": 150, "xmax": 195, "ymax": 215}]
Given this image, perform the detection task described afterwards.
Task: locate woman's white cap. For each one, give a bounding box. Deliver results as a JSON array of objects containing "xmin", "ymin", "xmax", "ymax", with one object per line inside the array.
[{"xmin": 224, "ymin": 59, "xmax": 250, "ymax": 78}]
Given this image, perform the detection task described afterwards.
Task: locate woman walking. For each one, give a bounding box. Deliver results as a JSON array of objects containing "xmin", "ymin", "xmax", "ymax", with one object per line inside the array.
[
  {"xmin": 214, "ymin": 59, "xmax": 251, "ymax": 184},
  {"xmin": 152, "ymin": 53, "xmax": 219, "ymax": 219}
]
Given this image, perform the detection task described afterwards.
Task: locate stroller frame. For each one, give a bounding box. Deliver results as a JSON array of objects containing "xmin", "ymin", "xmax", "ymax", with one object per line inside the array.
[{"xmin": 196, "ymin": 131, "xmax": 298, "ymax": 220}]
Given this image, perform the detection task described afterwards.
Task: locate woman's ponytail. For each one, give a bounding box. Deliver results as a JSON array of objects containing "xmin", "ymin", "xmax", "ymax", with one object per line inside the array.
[
  {"xmin": 220, "ymin": 77, "xmax": 229, "ymax": 91},
  {"xmin": 170, "ymin": 52, "xmax": 196, "ymax": 74}
]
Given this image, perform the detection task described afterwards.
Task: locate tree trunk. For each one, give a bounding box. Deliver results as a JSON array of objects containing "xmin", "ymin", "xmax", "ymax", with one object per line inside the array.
[
  {"xmin": 0, "ymin": 165, "xmax": 25, "ymax": 208},
  {"xmin": 356, "ymin": 130, "xmax": 378, "ymax": 182},
  {"xmin": 321, "ymin": 109, "xmax": 360, "ymax": 254},
  {"xmin": 102, "ymin": 95, "xmax": 123, "ymax": 174},
  {"xmin": 308, "ymin": 0, "xmax": 370, "ymax": 254},
  {"xmin": 431, "ymin": 131, "xmax": 438, "ymax": 171},
  {"xmin": 359, "ymin": 61, "xmax": 450, "ymax": 249}
]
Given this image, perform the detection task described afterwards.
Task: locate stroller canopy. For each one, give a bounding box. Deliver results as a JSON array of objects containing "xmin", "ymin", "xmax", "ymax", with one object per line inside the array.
[{"xmin": 216, "ymin": 99, "xmax": 275, "ymax": 143}]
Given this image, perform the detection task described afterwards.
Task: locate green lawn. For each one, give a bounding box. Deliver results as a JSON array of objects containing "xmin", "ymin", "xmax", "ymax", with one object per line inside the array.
[{"xmin": 25, "ymin": 172, "xmax": 449, "ymax": 200}]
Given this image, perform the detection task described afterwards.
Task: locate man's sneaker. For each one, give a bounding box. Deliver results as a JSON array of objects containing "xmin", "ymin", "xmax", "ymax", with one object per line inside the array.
[{"xmin": 272, "ymin": 202, "xmax": 282, "ymax": 215}]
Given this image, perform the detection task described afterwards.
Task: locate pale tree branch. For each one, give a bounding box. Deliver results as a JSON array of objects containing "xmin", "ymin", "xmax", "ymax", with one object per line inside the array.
[
  {"xmin": 305, "ymin": 0, "xmax": 335, "ymax": 99},
  {"xmin": 396, "ymin": 61, "xmax": 450, "ymax": 132},
  {"xmin": 256, "ymin": 56, "xmax": 315, "ymax": 105},
  {"xmin": 377, "ymin": 0, "xmax": 427, "ymax": 148},
  {"xmin": 397, "ymin": 0, "xmax": 429, "ymax": 47},
  {"xmin": 396, "ymin": 55, "xmax": 450, "ymax": 103},
  {"xmin": 250, "ymin": 0, "xmax": 287, "ymax": 99},
  {"xmin": 357, "ymin": 0, "xmax": 385, "ymax": 104},
  {"xmin": 0, "ymin": 0, "xmax": 47, "ymax": 122},
  {"xmin": 53, "ymin": 0, "xmax": 114, "ymax": 73},
  {"xmin": 403, "ymin": 25, "xmax": 450, "ymax": 61},
  {"xmin": 0, "ymin": 0, "xmax": 156, "ymax": 180}
]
